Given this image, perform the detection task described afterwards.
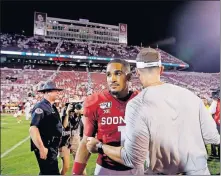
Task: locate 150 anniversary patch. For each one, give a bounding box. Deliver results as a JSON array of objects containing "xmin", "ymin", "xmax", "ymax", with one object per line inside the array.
[{"xmin": 99, "ymin": 102, "xmax": 112, "ymax": 109}]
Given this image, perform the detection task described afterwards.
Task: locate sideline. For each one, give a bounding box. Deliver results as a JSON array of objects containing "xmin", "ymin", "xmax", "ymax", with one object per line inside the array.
[{"xmin": 1, "ymin": 136, "xmax": 30, "ymax": 158}]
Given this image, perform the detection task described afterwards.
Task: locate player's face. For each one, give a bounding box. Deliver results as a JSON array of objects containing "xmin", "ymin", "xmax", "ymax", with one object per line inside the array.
[{"xmin": 106, "ymin": 63, "xmax": 128, "ymax": 95}]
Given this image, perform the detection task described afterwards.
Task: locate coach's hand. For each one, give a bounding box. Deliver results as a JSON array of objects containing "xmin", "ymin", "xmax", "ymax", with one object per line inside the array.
[
  {"xmin": 86, "ymin": 137, "xmax": 100, "ymax": 153},
  {"xmin": 39, "ymin": 147, "xmax": 48, "ymax": 160}
]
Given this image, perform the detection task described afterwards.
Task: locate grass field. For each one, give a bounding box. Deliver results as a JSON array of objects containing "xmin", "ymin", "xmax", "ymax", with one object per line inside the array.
[{"xmin": 1, "ymin": 114, "xmax": 220, "ymax": 175}]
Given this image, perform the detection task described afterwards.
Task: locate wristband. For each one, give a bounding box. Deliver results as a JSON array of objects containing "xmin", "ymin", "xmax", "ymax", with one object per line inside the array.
[
  {"xmin": 96, "ymin": 142, "xmax": 104, "ymax": 154},
  {"xmin": 72, "ymin": 162, "xmax": 86, "ymax": 175}
]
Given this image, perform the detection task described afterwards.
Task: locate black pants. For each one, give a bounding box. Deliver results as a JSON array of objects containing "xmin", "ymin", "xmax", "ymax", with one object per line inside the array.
[
  {"xmin": 211, "ymin": 124, "xmax": 220, "ymax": 157},
  {"xmin": 211, "ymin": 144, "xmax": 220, "ymax": 157},
  {"xmin": 34, "ymin": 148, "xmax": 60, "ymax": 175}
]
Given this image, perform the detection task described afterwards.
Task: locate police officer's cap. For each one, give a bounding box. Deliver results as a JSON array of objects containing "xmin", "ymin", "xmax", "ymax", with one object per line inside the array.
[
  {"xmin": 37, "ymin": 82, "xmax": 45, "ymax": 92},
  {"xmin": 37, "ymin": 81, "xmax": 63, "ymax": 92}
]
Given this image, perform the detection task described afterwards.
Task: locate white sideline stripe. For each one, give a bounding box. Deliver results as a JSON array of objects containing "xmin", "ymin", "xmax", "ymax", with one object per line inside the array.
[
  {"xmin": 1, "ymin": 136, "xmax": 30, "ymax": 158},
  {"xmin": 1, "ymin": 122, "xmax": 8, "ymax": 124}
]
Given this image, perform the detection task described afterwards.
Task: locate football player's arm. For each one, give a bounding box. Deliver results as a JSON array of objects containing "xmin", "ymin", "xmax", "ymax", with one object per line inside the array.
[
  {"xmin": 29, "ymin": 108, "xmax": 45, "ymax": 151},
  {"xmin": 73, "ymin": 134, "xmax": 91, "ymax": 174},
  {"xmin": 86, "ymin": 137, "xmax": 123, "ymax": 163},
  {"xmin": 72, "ymin": 115, "xmax": 97, "ymax": 175}
]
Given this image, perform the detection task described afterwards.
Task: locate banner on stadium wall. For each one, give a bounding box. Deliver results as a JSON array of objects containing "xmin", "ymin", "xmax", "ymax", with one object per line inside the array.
[
  {"xmin": 34, "ymin": 12, "xmax": 47, "ymax": 36},
  {"xmin": 119, "ymin": 23, "xmax": 127, "ymax": 45}
]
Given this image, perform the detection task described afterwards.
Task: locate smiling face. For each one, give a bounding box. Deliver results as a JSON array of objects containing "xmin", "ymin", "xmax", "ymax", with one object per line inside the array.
[{"xmin": 106, "ymin": 62, "xmax": 128, "ymax": 96}]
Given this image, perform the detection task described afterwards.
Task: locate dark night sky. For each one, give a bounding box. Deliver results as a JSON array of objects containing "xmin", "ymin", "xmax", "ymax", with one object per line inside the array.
[{"xmin": 1, "ymin": 1, "xmax": 220, "ymax": 73}]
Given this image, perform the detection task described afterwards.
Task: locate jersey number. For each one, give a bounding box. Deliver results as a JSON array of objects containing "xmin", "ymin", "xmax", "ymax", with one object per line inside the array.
[{"xmin": 118, "ymin": 126, "xmax": 126, "ymax": 146}]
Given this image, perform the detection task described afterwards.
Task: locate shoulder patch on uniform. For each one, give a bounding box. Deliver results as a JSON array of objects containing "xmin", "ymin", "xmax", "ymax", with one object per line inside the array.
[{"xmin": 35, "ymin": 108, "xmax": 43, "ymax": 114}]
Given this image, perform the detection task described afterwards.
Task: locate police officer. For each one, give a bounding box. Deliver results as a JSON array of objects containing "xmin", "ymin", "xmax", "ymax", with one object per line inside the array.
[{"xmin": 29, "ymin": 81, "xmax": 63, "ymax": 175}]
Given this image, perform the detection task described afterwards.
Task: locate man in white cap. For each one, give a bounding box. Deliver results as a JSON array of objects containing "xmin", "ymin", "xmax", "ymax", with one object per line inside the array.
[{"xmin": 86, "ymin": 48, "xmax": 220, "ymax": 175}]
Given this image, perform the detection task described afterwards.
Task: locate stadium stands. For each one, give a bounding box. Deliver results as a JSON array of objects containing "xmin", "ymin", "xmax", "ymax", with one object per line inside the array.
[
  {"xmin": 1, "ymin": 67, "xmax": 219, "ymax": 106},
  {"xmin": 1, "ymin": 33, "xmax": 187, "ymax": 65},
  {"xmin": 1, "ymin": 33, "xmax": 219, "ymax": 111}
]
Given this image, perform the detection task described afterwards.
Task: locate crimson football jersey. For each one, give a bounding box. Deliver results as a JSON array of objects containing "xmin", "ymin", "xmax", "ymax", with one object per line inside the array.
[
  {"xmin": 214, "ymin": 99, "xmax": 220, "ymax": 126},
  {"xmin": 83, "ymin": 90, "xmax": 138, "ymax": 171}
]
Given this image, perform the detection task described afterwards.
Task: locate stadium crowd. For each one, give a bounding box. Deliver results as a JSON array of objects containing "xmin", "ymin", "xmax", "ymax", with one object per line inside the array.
[
  {"xmin": 0, "ymin": 67, "xmax": 219, "ymax": 115},
  {"xmin": 0, "ymin": 33, "xmax": 187, "ymax": 65}
]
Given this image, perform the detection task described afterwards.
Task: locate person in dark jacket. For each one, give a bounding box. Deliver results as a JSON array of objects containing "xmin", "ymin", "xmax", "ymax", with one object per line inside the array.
[
  {"xmin": 59, "ymin": 102, "xmax": 84, "ymax": 175},
  {"xmin": 29, "ymin": 81, "xmax": 63, "ymax": 175}
]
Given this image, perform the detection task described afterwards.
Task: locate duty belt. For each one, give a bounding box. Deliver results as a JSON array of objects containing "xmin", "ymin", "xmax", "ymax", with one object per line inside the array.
[{"xmin": 48, "ymin": 136, "xmax": 61, "ymax": 148}]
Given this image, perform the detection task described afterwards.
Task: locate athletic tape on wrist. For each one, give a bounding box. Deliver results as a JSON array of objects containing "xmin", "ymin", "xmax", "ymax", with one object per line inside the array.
[{"xmin": 72, "ymin": 162, "xmax": 86, "ymax": 175}]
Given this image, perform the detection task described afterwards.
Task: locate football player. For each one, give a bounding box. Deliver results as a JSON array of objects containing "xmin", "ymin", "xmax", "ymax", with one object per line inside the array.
[{"xmin": 72, "ymin": 59, "xmax": 138, "ymax": 175}]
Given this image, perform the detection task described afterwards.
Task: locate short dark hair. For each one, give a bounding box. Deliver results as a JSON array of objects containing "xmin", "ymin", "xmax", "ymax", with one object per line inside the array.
[{"xmin": 107, "ymin": 59, "xmax": 131, "ymax": 73}]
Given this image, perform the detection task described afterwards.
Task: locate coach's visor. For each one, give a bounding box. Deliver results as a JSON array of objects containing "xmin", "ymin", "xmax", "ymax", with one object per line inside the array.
[{"xmin": 136, "ymin": 60, "xmax": 162, "ymax": 68}]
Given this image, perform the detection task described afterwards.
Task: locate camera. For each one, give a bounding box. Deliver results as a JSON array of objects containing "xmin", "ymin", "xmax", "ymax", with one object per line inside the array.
[
  {"xmin": 64, "ymin": 102, "xmax": 75, "ymax": 112},
  {"xmin": 75, "ymin": 103, "xmax": 82, "ymax": 110},
  {"xmin": 64, "ymin": 102, "xmax": 83, "ymax": 113}
]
